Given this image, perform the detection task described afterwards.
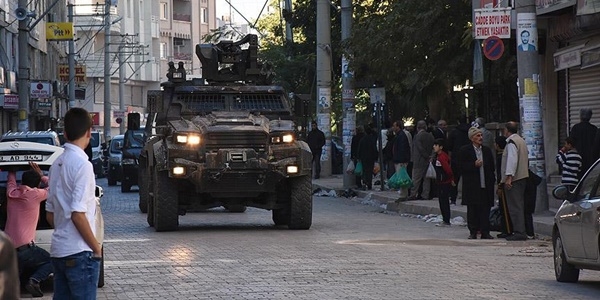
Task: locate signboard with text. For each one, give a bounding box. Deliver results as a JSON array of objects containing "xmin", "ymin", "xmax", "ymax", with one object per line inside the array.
[
  {"xmin": 1, "ymin": 94, "xmax": 18, "ymax": 110},
  {"xmin": 30, "ymin": 82, "xmax": 51, "ymax": 99},
  {"xmin": 46, "ymin": 22, "xmax": 74, "ymax": 40},
  {"xmin": 58, "ymin": 64, "xmax": 86, "ymax": 83},
  {"xmin": 474, "ymin": 8, "xmax": 511, "ymax": 39}
]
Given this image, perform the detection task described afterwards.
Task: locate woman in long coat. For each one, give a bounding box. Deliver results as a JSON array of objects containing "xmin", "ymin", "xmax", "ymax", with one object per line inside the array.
[{"xmin": 459, "ymin": 127, "xmax": 496, "ymax": 239}]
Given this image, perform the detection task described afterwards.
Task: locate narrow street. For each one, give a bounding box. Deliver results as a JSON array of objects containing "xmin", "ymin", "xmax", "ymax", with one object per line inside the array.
[{"xmin": 34, "ymin": 178, "xmax": 600, "ymax": 299}]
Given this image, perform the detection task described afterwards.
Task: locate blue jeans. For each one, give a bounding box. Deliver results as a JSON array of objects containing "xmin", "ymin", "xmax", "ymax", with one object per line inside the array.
[
  {"xmin": 51, "ymin": 251, "xmax": 100, "ymax": 300},
  {"xmin": 17, "ymin": 245, "xmax": 53, "ymax": 283}
]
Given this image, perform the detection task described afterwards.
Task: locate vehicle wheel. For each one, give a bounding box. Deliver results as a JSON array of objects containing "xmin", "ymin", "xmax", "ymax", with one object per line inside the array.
[
  {"xmin": 554, "ymin": 231, "xmax": 580, "ymax": 282},
  {"xmin": 107, "ymin": 176, "xmax": 117, "ymax": 186},
  {"xmin": 138, "ymin": 159, "xmax": 149, "ymax": 213},
  {"xmin": 98, "ymin": 246, "xmax": 105, "ymax": 288},
  {"xmin": 288, "ymin": 175, "xmax": 312, "ymax": 230},
  {"xmin": 272, "ymin": 209, "xmax": 289, "ymax": 226},
  {"xmin": 121, "ymin": 181, "xmax": 131, "ymax": 193},
  {"xmin": 153, "ymin": 170, "xmax": 178, "ymax": 231},
  {"xmin": 225, "ymin": 205, "xmax": 247, "ymax": 213}
]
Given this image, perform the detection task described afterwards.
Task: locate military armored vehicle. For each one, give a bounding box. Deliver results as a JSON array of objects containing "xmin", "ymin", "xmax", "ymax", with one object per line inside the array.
[{"xmin": 139, "ymin": 34, "xmax": 313, "ymax": 231}]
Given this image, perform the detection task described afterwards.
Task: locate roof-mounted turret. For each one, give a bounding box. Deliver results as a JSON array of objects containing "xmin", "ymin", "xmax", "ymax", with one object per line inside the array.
[{"xmin": 195, "ymin": 34, "xmax": 273, "ymax": 85}]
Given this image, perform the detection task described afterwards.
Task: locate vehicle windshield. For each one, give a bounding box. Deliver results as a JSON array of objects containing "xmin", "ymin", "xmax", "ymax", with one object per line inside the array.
[
  {"xmin": 124, "ymin": 130, "xmax": 145, "ymax": 148},
  {"xmin": 91, "ymin": 132, "xmax": 101, "ymax": 148},
  {"xmin": 110, "ymin": 138, "xmax": 123, "ymax": 154},
  {"xmin": 1, "ymin": 137, "xmax": 55, "ymax": 145}
]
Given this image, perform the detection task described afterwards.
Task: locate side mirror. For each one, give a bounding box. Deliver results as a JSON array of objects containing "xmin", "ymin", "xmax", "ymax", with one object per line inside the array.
[
  {"xmin": 116, "ymin": 141, "xmax": 123, "ymax": 150},
  {"xmin": 552, "ymin": 185, "xmax": 572, "ymax": 201},
  {"xmin": 95, "ymin": 185, "xmax": 103, "ymax": 198}
]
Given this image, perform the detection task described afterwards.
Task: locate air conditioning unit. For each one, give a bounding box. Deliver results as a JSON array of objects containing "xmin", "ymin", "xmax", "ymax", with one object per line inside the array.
[{"xmin": 173, "ymin": 39, "xmax": 185, "ymax": 46}]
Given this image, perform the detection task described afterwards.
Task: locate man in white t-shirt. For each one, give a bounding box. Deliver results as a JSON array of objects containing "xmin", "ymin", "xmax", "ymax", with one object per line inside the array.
[{"xmin": 46, "ymin": 107, "xmax": 101, "ymax": 299}]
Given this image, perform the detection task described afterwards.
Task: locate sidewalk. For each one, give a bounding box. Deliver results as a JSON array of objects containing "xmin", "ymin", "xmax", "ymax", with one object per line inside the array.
[{"xmin": 312, "ymin": 175, "xmax": 556, "ymax": 238}]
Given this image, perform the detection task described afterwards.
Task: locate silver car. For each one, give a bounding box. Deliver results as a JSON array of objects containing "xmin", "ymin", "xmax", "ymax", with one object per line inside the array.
[
  {"xmin": 552, "ymin": 160, "xmax": 600, "ymax": 283},
  {"xmin": 0, "ymin": 141, "xmax": 105, "ymax": 287}
]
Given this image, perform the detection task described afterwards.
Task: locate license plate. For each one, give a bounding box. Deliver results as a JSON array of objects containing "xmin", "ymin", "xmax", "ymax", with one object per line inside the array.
[{"xmin": 0, "ymin": 155, "xmax": 43, "ymax": 162}]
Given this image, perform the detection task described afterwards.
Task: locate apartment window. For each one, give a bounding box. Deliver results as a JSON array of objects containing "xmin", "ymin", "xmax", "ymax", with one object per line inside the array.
[
  {"xmin": 201, "ymin": 7, "xmax": 208, "ymax": 24},
  {"xmin": 127, "ymin": 0, "xmax": 131, "ymax": 18},
  {"xmin": 160, "ymin": 43, "xmax": 167, "ymax": 59},
  {"xmin": 160, "ymin": 2, "xmax": 168, "ymax": 20}
]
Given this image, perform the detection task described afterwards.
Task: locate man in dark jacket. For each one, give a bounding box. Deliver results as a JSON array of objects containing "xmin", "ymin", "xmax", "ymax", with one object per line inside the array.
[
  {"xmin": 307, "ymin": 121, "xmax": 326, "ymax": 179},
  {"xmin": 570, "ymin": 108, "xmax": 597, "ymax": 174},
  {"xmin": 358, "ymin": 125, "xmax": 379, "ymax": 190},
  {"xmin": 459, "ymin": 127, "xmax": 496, "ymax": 239},
  {"xmin": 392, "ymin": 120, "xmax": 411, "ymax": 200},
  {"xmin": 351, "ymin": 126, "xmax": 365, "ymax": 188},
  {"xmin": 447, "ymin": 115, "xmax": 471, "ymax": 204}
]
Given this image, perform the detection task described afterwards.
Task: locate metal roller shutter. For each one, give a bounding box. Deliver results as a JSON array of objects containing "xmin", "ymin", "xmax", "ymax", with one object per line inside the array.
[{"xmin": 568, "ymin": 65, "xmax": 600, "ymax": 129}]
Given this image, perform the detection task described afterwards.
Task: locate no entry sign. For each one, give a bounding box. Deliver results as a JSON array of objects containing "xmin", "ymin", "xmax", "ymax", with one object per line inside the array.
[{"xmin": 483, "ymin": 36, "xmax": 504, "ymax": 61}]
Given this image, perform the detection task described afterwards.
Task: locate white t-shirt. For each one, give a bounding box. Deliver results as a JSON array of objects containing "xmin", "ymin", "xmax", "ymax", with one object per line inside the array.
[{"xmin": 46, "ymin": 143, "xmax": 97, "ymax": 258}]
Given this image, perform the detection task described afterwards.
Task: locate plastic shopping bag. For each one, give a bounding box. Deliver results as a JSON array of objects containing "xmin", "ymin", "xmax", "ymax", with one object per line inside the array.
[
  {"xmin": 373, "ymin": 162, "xmax": 381, "ymax": 175},
  {"xmin": 346, "ymin": 160, "xmax": 355, "ymax": 174},
  {"xmin": 389, "ymin": 166, "xmax": 412, "ymax": 189},
  {"xmin": 426, "ymin": 162, "xmax": 437, "ymax": 179},
  {"xmin": 354, "ymin": 161, "xmax": 363, "ymax": 176}
]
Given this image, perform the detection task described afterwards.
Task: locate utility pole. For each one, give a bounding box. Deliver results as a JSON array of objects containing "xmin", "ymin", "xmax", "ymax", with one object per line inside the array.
[
  {"xmin": 68, "ymin": 2, "xmax": 76, "ymax": 108},
  {"xmin": 284, "ymin": 0, "xmax": 293, "ymax": 44},
  {"xmin": 17, "ymin": 0, "xmax": 30, "ymax": 132},
  {"xmin": 103, "ymin": 0, "xmax": 112, "ymax": 142},
  {"xmin": 119, "ymin": 45, "xmax": 125, "ymax": 133},
  {"xmin": 316, "ymin": 0, "xmax": 332, "ymax": 177},
  {"xmin": 516, "ymin": 0, "xmax": 547, "ymax": 211},
  {"xmin": 341, "ymin": 0, "xmax": 355, "ymax": 188}
]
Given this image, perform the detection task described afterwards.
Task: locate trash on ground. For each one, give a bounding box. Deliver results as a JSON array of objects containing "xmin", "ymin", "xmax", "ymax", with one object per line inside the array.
[{"xmin": 313, "ymin": 188, "xmax": 338, "ymax": 197}]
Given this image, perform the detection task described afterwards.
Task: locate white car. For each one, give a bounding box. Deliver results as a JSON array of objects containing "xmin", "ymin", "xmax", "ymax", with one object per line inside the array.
[{"xmin": 0, "ymin": 141, "xmax": 105, "ymax": 287}]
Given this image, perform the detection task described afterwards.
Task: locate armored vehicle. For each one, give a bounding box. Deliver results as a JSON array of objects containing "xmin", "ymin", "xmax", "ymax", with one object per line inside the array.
[{"xmin": 139, "ymin": 34, "xmax": 313, "ymax": 231}]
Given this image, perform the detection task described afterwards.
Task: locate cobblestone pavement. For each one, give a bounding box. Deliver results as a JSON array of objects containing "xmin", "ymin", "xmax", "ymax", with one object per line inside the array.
[{"xmin": 25, "ymin": 178, "xmax": 600, "ymax": 299}]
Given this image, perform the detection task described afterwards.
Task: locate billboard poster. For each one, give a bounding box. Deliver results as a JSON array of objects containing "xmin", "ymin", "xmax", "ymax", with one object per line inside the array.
[
  {"xmin": 318, "ymin": 88, "xmax": 331, "ymax": 110},
  {"xmin": 517, "ymin": 13, "xmax": 538, "ymax": 52}
]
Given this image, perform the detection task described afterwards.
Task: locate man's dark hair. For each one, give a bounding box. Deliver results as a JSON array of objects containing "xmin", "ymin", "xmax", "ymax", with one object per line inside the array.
[
  {"xmin": 580, "ymin": 108, "xmax": 592, "ymax": 122},
  {"xmin": 521, "ymin": 30, "xmax": 529, "ymax": 37},
  {"xmin": 505, "ymin": 121, "xmax": 519, "ymax": 134},
  {"xmin": 21, "ymin": 170, "xmax": 41, "ymax": 189},
  {"xmin": 64, "ymin": 107, "xmax": 92, "ymax": 142},
  {"xmin": 433, "ymin": 138, "xmax": 445, "ymax": 148},
  {"xmin": 566, "ymin": 136, "xmax": 576, "ymax": 147},
  {"xmin": 394, "ymin": 120, "xmax": 404, "ymax": 130}
]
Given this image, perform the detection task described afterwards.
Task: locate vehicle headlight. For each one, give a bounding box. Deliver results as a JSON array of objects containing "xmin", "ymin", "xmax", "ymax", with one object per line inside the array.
[
  {"xmin": 271, "ymin": 133, "xmax": 295, "ymax": 144},
  {"xmin": 174, "ymin": 133, "xmax": 201, "ymax": 145},
  {"xmin": 122, "ymin": 158, "xmax": 136, "ymax": 165}
]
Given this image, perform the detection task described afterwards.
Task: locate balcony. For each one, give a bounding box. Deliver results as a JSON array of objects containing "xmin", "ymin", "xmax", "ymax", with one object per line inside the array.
[
  {"xmin": 173, "ymin": 13, "xmax": 191, "ymax": 22},
  {"xmin": 172, "ymin": 20, "xmax": 191, "ymax": 39},
  {"xmin": 173, "ymin": 52, "xmax": 193, "ymax": 61}
]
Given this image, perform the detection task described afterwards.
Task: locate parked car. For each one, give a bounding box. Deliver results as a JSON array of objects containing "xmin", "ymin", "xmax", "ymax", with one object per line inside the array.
[
  {"xmin": 0, "ymin": 130, "xmax": 61, "ymax": 146},
  {"xmin": 552, "ymin": 159, "xmax": 600, "ymax": 283},
  {"xmin": 106, "ymin": 135, "xmax": 124, "ymax": 186},
  {"xmin": 90, "ymin": 131, "xmax": 106, "ymax": 178},
  {"xmin": 0, "ymin": 141, "xmax": 105, "ymax": 287},
  {"xmin": 121, "ymin": 128, "xmax": 146, "ymax": 192}
]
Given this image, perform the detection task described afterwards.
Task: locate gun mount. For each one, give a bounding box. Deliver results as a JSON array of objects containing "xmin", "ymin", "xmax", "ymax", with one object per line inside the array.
[{"xmin": 195, "ymin": 34, "xmax": 273, "ymax": 85}]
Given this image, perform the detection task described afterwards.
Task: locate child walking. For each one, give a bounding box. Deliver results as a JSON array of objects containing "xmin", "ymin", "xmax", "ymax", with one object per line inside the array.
[
  {"xmin": 433, "ymin": 139, "xmax": 454, "ymax": 226},
  {"xmin": 555, "ymin": 136, "xmax": 582, "ymax": 191}
]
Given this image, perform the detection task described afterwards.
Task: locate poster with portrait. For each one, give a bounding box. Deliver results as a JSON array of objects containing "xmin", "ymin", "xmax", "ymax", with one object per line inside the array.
[
  {"xmin": 341, "ymin": 56, "xmax": 353, "ymax": 78},
  {"xmin": 517, "ymin": 13, "xmax": 537, "ymax": 52},
  {"xmin": 318, "ymin": 88, "xmax": 331, "ymax": 110}
]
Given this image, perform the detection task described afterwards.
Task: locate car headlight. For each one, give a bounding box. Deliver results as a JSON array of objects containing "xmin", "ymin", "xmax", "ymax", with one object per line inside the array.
[
  {"xmin": 271, "ymin": 133, "xmax": 295, "ymax": 144},
  {"xmin": 174, "ymin": 133, "xmax": 201, "ymax": 145},
  {"xmin": 122, "ymin": 158, "xmax": 136, "ymax": 165}
]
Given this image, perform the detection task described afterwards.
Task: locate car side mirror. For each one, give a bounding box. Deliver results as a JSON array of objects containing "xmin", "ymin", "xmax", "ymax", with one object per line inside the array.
[
  {"xmin": 95, "ymin": 185, "xmax": 103, "ymax": 199},
  {"xmin": 552, "ymin": 185, "xmax": 572, "ymax": 201},
  {"xmin": 116, "ymin": 141, "xmax": 123, "ymax": 150}
]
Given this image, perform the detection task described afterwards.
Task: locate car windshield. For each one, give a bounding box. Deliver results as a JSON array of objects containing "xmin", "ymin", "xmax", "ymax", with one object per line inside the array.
[
  {"xmin": 1, "ymin": 137, "xmax": 55, "ymax": 145},
  {"xmin": 110, "ymin": 138, "xmax": 123, "ymax": 154},
  {"xmin": 124, "ymin": 130, "xmax": 145, "ymax": 148},
  {"xmin": 91, "ymin": 132, "xmax": 101, "ymax": 147}
]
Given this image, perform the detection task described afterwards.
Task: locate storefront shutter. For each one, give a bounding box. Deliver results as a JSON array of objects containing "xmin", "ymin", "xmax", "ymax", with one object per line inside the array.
[{"xmin": 568, "ymin": 65, "xmax": 600, "ymax": 129}]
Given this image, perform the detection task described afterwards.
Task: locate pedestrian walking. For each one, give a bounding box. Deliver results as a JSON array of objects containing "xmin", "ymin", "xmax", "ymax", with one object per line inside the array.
[
  {"xmin": 500, "ymin": 121, "xmax": 529, "ymax": 241},
  {"xmin": 357, "ymin": 125, "xmax": 379, "ymax": 190},
  {"xmin": 4, "ymin": 162, "xmax": 52, "ymax": 297},
  {"xmin": 433, "ymin": 119, "xmax": 448, "ymax": 142},
  {"xmin": 569, "ymin": 108, "xmax": 596, "ymax": 174},
  {"xmin": 408, "ymin": 120, "xmax": 434, "ymax": 200},
  {"xmin": 459, "ymin": 127, "xmax": 496, "ymax": 239},
  {"xmin": 555, "ymin": 136, "xmax": 582, "ymax": 191},
  {"xmin": 433, "ymin": 139, "xmax": 454, "ymax": 226},
  {"xmin": 307, "ymin": 121, "xmax": 326, "ymax": 179},
  {"xmin": 494, "ymin": 136, "xmax": 512, "ymax": 238},
  {"xmin": 391, "ymin": 120, "xmax": 411, "ymax": 201},
  {"xmin": 47, "ymin": 107, "xmax": 102, "ymax": 299},
  {"xmin": 447, "ymin": 115, "xmax": 471, "ymax": 204}
]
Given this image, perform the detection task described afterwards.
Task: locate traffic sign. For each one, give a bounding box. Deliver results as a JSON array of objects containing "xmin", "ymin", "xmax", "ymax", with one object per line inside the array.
[
  {"xmin": 483, "ymin": 36, "xmax": 504, "ymax": 61},
  {"xmin": 369, "ymin": 87, "xmax": 386, "ymax": 104}
]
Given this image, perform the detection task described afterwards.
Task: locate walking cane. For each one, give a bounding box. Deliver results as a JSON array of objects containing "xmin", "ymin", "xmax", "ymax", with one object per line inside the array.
[{"xmin": 499, "ymin": 186, "xmax": 512, "ymax": 234}]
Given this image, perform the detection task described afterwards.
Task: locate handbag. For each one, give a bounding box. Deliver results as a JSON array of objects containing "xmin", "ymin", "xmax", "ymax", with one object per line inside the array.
[
  {"xmin": 346, "ymin": 160, "xmax": 355, "ymax": 174},
  {"xmin": 354, "ymin": 161, "xmax": 363, "ymax": 176},
  {"xmin": 426, "ymin": 162, "xmax": 437, "ymax": 179}
]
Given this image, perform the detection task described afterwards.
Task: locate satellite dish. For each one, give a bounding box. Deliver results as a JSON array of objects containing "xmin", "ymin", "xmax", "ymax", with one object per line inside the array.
[{"xmin": 15, "ymin": 7, "xmax": 28, "ymax": 21}]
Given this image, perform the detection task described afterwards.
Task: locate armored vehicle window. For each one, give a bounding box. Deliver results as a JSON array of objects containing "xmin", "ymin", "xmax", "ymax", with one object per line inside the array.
[
  {"xmin": 178, "ymin": 94, "xmax": 226, "ymax": 112},
  {"xmin": 125, "ymin": 130, "xmax": 146, "ymax": 148},
  {"xmin": 233, "ymin": 94, "xmax": 284, "ymax": 111}
]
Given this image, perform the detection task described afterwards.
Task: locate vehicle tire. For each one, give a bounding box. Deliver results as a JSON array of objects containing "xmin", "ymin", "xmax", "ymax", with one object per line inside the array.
[
  {"xmin": 138, "ymin": 159, "xmax": 149, "ymax": 213},
  {"xmin": 272, "ymin": 209, "xmax": 289, "ymax": 226},
  {"xmin": 121, "ymin": 181, "xmax": 131, "ymax": 193},
  {"xmin": 225, "ymin": 205, "xmax": 247, "ymax": 213},
  {"xmin": 288, "ymin": 175, "xmax": 312, "ymax": 230},
  {"xmin": 107, "ymin": 176, "xmax": 117, "ymax": 186},
  {"xmin": 554, "ymin": 231, "xmax": 580, "ymax": 282},
  {"xmin": 153, "ymin": 170, "xmax": 178, "ymax": 231},
  {"xmin": 147, "ymin": 192, "xmax": 155, "ymax": 227},
  {"xmin": 98, "ymin": 246, "xmax": 105, "ymax": 288}
]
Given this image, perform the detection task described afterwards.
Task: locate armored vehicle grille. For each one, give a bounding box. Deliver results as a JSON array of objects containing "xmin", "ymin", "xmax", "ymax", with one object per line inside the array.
[
  {"xmin": 205, "ymin": 132, "xmax": 268, "ymax": 151},
  {"xmin": 179, "ymin": 94, "xmax": 226, "ymax": 111},
  {"xmin": 233, "ymin": 94, "xmax": 284, "ymax": 110}
]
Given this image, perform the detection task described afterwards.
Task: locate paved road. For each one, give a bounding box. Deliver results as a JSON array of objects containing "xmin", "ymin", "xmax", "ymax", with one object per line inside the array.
[{"xmin": 30, "ymin": 178, "xmax": 600, "ymax": 299}]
